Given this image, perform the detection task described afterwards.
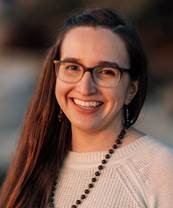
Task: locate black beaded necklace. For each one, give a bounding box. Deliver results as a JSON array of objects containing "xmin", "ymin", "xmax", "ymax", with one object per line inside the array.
[{"xmin": 48, "ymin": 127, "xmax": 127, "ymax": 208}]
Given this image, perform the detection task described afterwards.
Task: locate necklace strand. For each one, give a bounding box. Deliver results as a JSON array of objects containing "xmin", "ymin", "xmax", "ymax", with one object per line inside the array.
[{"xmin": 48, "ymin": 128, "xmax": 126, "ymax": 208}]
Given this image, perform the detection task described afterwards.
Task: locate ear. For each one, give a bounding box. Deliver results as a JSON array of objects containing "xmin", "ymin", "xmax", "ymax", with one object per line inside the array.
[{"xmin": 125, "ymin": 80, "xmax": 138, "ymax": 105}]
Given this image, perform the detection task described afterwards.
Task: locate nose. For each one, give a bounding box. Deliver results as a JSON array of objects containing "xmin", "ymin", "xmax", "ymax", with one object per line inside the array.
[{"xmin": 75, "ymin": 71, "xmax": 97, "ymax": 95}]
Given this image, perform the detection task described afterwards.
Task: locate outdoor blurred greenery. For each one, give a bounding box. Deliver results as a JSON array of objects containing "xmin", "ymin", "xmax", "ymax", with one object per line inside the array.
[{"xmin": 0, "ymin": 0, "xmax": 172, "ymax": 186}]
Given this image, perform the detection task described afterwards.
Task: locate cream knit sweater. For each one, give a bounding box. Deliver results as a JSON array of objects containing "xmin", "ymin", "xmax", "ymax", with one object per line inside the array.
[{"xmin": 54, "ymin": 136, "xmax": 173, "ymax": 208}]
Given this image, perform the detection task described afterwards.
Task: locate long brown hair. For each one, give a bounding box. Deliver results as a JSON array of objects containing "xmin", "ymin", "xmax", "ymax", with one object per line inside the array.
[
  {"xmin": 0, "ymin": 8, "xmax": 147, "ymax": 207},
  {"xmin": 0, "ymin": 46, "xmax": 71, "ymax": 207}
]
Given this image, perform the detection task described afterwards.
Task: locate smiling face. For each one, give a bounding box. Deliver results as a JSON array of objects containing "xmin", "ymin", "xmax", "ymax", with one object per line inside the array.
[{"xmin": 55, "ymin": 26, "xmax": 138, "ymax": 134}]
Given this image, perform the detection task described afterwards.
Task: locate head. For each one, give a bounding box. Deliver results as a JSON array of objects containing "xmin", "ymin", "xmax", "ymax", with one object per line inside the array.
[{"xmin": 52, "ymin": 8, "xmax": 147, "ymax": 130}]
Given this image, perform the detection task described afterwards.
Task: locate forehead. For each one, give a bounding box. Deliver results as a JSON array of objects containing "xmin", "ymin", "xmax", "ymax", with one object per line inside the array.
[{"xmin": 60, "ymin": 26, "xmax": 129, "ymax": 66}]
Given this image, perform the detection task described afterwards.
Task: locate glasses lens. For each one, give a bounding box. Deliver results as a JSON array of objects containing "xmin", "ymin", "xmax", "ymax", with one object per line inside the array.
[
  {"xmin": 57, "ymin": 62, "xmax": 83, "ymax": 83},
  {"xmin": 55, "ymin": 61, "xmax": 122, "ymax": 87},
  {"xmin": 94, "ymin": 67, "xmax": 121, "ymax": 87}
]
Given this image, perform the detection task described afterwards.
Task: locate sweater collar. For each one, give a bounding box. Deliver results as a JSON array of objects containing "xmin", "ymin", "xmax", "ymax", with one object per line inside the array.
[{"xmin": 63, "ymin": 136, "xmax": 151, "ymax": 168}]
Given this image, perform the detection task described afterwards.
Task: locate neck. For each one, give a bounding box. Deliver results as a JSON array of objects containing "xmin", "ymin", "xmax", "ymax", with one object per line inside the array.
[{"xmin": 71, "ymin": 123, "xmax": 124, "ymax": 153}]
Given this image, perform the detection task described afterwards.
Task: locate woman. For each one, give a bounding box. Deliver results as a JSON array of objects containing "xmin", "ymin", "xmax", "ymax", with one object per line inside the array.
[{"xmin": 1, "ymin": 8, "xmax": 173, "ymax": 208}]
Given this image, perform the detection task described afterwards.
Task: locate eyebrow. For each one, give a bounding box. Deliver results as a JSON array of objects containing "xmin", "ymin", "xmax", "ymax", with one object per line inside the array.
[{"xmin": 60, "ymin": 57, "xmax": 130, "ymax": 70}]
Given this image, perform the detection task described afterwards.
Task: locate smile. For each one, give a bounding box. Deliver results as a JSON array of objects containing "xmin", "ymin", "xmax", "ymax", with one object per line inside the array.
[{"xmin": 73, "ymin": 98, "xmax": 103, "ymax": 108}]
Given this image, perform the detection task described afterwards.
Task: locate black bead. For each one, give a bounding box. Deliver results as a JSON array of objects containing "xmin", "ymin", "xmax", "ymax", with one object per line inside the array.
[
  {"xmin": 53, "ymin": 181, "xmax": 57, "ymax": 186},
  {"xmin": 49, "ymin": 202, "xmax": 54, "ymax": 207},
  {"xmin": 92, "ymin": 177, "xmax": 97, "ymax": 182},
  {"xmin": 119, "ymin": 129, "xmax": 126, "ymax": 137},
  {"xmin": 48, "ymin": 197, "xmax": 54, "ymax": 203},
  {"xmin": 85, "ymin": 189, "xmax": 90, "ymax": 194},
  {"xmin": 105, "ymin": 154, "xmax": 110, "ymax": 159},
  {"xmin": 118, "ymin": 134, "xmax": 123, "ymax": 139},
  {"xmin": 95, "ymin": 171, "xmax": 100, "ymax": 176},
  {"xmin": 81, "ymin": 194, "xmax": 86, "ymax": 199},
  {"xmin": 51, "ymin": 186, "xmax": 56, "ymax": 191},
  {"xmin": 112, "ymin": 144, "xmax": 118, "ymax": 149},
  {"xmin": 76, "ymin": 200, "xmax": 81, "ymax": 204},
  {"xmin": 49, "ymin": 192, "xmax": 54, "ymax": 197},
  {"xmin": 102, "ymin": 159, "xmax": 107, "ymax": 164},
  {"xmin": 109, "ymin": 149, "xmax": 114, "ymax": 154},
  {"xmin": 122, "ymin": 129, "xmax": 126, "ymax": 134},
  {"xmin": 71, "ymin": 205, "xmax": 77, "ymax": 208},
  {"xmin": 116, "ymin": 139, "xmax": 122, "ymax": 144},
  {"xmin": 98, "ymin": 165, "xmax": 103, "ymax": 170},
  {"xmin": 88, "ymin": 183, "xmax": 94, "ymax": 188}
]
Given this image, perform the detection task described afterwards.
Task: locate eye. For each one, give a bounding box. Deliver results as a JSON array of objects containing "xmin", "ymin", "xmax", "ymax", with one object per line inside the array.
[
  {"xmin": 97, "ymin": 67, "xmax": 118, "ymax": 77},
  {"xmin": 64, "ymin": 63, "xmax": 81, "ymax": 71}
]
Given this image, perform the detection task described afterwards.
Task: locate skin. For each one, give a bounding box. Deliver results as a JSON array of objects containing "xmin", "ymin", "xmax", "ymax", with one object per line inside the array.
[{"xmin": 55, "ymin": 26, "xmax": 143, "ymax": 152}]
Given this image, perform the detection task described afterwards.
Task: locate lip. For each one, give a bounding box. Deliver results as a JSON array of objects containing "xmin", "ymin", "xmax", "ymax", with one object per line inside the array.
[{"xmin": 70, "ymin": 98, "xmax": 103, "ymax": 114}]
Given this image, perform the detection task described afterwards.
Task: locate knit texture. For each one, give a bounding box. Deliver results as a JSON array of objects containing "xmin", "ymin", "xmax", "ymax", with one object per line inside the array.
[{"xmin": 54, "ymin": 136, "xmax": 173, "ymax": 208}]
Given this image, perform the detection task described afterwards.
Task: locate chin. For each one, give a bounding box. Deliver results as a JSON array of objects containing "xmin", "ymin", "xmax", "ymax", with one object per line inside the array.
[{"xmin": 71, "ymin": 120, "xmax": 102, "ymax": 133}]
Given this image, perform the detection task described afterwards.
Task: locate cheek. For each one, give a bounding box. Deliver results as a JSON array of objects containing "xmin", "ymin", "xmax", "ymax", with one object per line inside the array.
[
  {"xmin": 112, "ymin": 86, "xmax": 126, "ymax": 101},
  {"xmin": 55, "ymin": 80, "xmax": 75, "ymax": 112},
  {"xmin": 115, "ymin": 76, "xmax": 132, "ymax": 106},
  {"xmin": 108, "ymin": 87, "xmax": 128, "ymax": 110}
]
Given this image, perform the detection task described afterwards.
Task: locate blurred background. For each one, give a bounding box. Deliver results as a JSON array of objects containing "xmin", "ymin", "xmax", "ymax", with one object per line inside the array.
[{"xmin": 0, "ymin": 0, "xmax": 173, "ymax": 186}]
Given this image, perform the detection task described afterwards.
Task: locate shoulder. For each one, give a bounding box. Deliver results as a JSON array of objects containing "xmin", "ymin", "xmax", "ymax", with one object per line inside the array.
[
  {"xmin": 116, "ymin": 135, "xmax": 173, "ymax": 206},
  {"xmin": 144, "ymin": 135, "xmax": 173, "ymax": 164},
  {"xmin": 133, "ymin": 135, "xmax": 173, "ymax": 186},
  {"xmin": 133, "ymin": 135, "xmax": 173, "ymax": 163},
  {"xmin": 140, "ymin": 136, "xmax": 173, "ymax": 206},
  {"xmin": 129, "ymin": 135, "xmax": 173, "ymax": 181},
  {"xmin": 146, "ymin": 136, "xmax": 173, "ymax": 176}
]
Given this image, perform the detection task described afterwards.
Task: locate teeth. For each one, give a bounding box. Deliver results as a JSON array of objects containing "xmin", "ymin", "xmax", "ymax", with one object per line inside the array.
[{"xmin": 73, "ymin": 98, "xmax": 102, "ymax": 108}]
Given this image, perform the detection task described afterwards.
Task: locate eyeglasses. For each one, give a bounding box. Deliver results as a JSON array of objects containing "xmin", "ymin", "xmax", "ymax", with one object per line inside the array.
[{"xmin": 53, "ymin": 60, "xmax": 130, "ymax": 88}]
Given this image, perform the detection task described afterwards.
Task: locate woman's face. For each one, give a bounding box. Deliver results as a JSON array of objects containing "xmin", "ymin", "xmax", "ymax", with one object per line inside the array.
[{"xmin": 55, "ymin": 26, "xmax": 137, "ymax": 133}]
